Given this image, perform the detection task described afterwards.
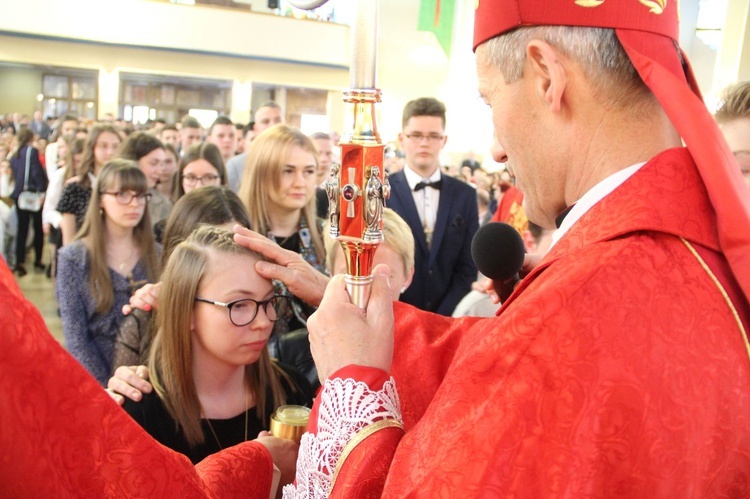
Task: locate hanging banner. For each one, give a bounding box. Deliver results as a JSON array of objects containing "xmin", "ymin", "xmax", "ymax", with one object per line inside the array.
[{"xmin": 418, "ymin": 0, "xmax": 455, "ymax": 56}]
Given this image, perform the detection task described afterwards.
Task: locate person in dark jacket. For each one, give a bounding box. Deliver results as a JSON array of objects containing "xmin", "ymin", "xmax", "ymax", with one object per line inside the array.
[{"xmin": 10, "ymin": 128, "xmax": 48, "ymax": 276}]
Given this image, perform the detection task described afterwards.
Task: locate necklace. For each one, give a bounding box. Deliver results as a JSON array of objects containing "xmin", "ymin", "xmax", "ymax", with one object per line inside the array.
[
  {"xmin": 107, "ymin": 243, "xmax": 138, "ymax": 276},
  {"xmin": 203, "ymin": 389, "xmax": 249, "ymax": 450}
]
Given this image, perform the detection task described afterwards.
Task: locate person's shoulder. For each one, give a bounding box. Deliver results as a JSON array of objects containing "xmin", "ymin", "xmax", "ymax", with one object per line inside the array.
[
  {"xmin": 59, "ymin": 240, "xmax": 86, "ymax": 255},
  {"xmin": 9, "ymin": 153, "xmax": 22, "ymax": 168},
  {"xmin": 58, "ymin": 241, "xmax": 88, "ymax": 264},
  {"xmin": 532, "ymin": 231, "xmax": 690, "ymax": 308},
  {"xmin": 226, "ymin": 152, "xmax": 246, "ymax": 168},
  {"xmin": 62, "ymin": 177, "xmax": 83, "ymax": 188},
  {"xmin": 122, "ymin": 390, "xmax": 170, "ymax": 427},
  {"xmin": 389, "ymin": 169, "xmax": 406, "ymax": 181},
  {"xmin": 444, "ymin": 174, "xmax": 477, "ymax": 193},
  {"xmin": 274, "ymin": 361, "xmax": 314, "ymax": 406},
  {"xmin": 150, "ymin": 189, "xmax": 171, "ymax": 205},
  {"xmin": 52, "ymin": 168, "xmax": 67, "ymax": 182}
]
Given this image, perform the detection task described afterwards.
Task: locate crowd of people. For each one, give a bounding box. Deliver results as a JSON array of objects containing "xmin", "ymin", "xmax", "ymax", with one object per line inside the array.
[
  {"xmin": 0, "ymin": 100, "xmax": 542, "ymax": 312},
  {"xmin": 0, "ymin": 95, "xmax": 552, "ymax": 494},
  {"xmin": 2, "ymin": 4, "xmax": 750, "ymax": 489}
]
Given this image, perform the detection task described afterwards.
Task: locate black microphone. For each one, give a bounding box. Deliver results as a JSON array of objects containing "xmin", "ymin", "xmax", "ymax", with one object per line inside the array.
[{"xmin": 471, "ymin": 222, "xmax": 525, "ymax": 301}]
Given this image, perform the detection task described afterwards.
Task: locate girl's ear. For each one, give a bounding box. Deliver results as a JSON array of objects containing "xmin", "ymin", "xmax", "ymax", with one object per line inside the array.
[{"xmin": 190, "ymin": 302, "xmax": 197, "ymax": 334}]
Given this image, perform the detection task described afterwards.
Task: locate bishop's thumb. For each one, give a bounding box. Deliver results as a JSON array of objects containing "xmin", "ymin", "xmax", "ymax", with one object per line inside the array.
[{"xmin": 367, "ymin": 264, "xmax": 394, "ymax": 317}]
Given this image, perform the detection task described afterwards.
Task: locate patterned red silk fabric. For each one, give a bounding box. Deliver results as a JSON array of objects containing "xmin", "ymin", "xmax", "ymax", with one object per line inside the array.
[
  {"xmin": 490, "ymin": 184, "xmax": 527, "ymax": 234},
  {"xmin": 321, "ymin": 148, "xmax": 750, "ymax": 497},
  {"xmin": 0, "ymin": 260, "xmax": 274, "ymax": 497}
]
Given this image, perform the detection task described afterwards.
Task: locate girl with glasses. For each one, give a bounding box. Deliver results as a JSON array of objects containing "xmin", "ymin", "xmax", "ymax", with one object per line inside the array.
[
  {"xmin": 122, "ymin": 225, "xmax": 312, "ymax": 465},
  {"xmin": 175, "ymin": 142, "xmax": 227, "ymax": 199},
  {"xmin": 153, "ymin": 142, "xmax": 227, "ymax": 244},
  {"xmin": 112, "ymin": 186, "xmax": 250, "ymax": 372},
  {"xmin": 56, "ymin": 159, "xmax": 160, "ymax": 386}
]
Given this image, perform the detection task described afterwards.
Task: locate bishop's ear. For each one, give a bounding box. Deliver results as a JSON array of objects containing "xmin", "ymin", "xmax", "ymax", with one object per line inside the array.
[{"xmin": 525, "ymin": 40, "xmax": 568, "ymax": 113}]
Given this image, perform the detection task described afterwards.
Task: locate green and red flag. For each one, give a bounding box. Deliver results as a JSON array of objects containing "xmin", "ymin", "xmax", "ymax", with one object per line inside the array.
[{"xmin": 418, "ymin": 0, "xmax": 455, "ymax": 56}]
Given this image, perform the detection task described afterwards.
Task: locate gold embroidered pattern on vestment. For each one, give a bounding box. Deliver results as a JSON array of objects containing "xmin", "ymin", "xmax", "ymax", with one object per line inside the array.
[
  {"xmin": 681, "ymin": 238, "xmax": 750, "ymax": 364},
  {"xmin": 330, "ymin": 418, "xmax": 405, "ymax": 491}
]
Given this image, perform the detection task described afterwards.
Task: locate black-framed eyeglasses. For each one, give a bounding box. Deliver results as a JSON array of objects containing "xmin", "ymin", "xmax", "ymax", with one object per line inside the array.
[
  {"xmin": 403, "ymin": 133, "xmax": 445, "ymax": 143},
  {"xmin": 101, "ymin": 191, "xmax": 152, "ymax": 205},
  {"xmin": 182, "ymin": 173, "xmax": 221, "ymax": 186},
  {"xmin": 194, "ymin": 295, "xmax": 289, "ymax": 326}
]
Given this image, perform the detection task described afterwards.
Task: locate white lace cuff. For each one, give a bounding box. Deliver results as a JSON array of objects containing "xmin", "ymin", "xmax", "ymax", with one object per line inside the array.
[{"xmin": 283, "ymin": 376, "xmax": 402, "ymax": 499}]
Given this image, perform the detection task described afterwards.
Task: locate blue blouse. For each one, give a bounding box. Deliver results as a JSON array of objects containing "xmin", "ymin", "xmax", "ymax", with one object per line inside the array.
[{"xmin": 56, "ymin": 241, "xmax": 153, "ymax": 386}]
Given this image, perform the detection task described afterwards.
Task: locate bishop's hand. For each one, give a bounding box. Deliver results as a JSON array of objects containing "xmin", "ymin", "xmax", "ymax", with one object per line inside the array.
[{"xmin": 307, "ymin": 264, "xmax": 394, "ymax": 383}]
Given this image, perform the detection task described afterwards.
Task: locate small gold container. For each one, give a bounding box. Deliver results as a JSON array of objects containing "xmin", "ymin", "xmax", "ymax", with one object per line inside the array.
[{"xmin": 269, "ymin": 405, "xmax": 311, "ymax": 444}]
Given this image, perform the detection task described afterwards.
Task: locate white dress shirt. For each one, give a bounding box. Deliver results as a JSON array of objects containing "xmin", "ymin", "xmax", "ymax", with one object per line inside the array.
[
  {"xmin": 550, "ymin": 162, "xmax": 646, "ymax": 249},
  {"xmin": 403, "ymin": 166, "xmax": 441, "ymax": 237}
]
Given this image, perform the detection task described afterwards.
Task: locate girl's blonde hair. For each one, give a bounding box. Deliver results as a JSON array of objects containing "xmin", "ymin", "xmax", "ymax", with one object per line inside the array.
[
  {"xmin": 715, "ymin": 81, "xmax": 750, "ymax": 125},
  {"xmin": 325, "ymin": 208, "xmax": 415, "ymax": 276},
  {"xmin": 238, "ymin": 124, "xmax": 325, "ymax": 260},
  {"xmin": 75, "ymin": 159, "xmax": 160, "ymax": 314},
  {"xmin": 149, "ymin": 225, "xmax": 289, "ymax": 446}
]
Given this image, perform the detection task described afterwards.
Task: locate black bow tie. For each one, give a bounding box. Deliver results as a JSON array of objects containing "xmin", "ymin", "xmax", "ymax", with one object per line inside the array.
[
  {"xmin": 414, "ymin": 180, "xmax": 442, "ymax": 191},
  {"xmin": 555, "ymin": 203, "xmax": 576, "ymax": 228}
]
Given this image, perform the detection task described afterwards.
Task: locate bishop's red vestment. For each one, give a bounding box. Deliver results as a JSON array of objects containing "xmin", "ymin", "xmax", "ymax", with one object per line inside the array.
[
  {"xmin": 286, "ymin": 148, "xmax": 750, "ymax": 498},
  {"xmin": 0, "ymin": 259, "xmax": 275, "ymax": 497}
]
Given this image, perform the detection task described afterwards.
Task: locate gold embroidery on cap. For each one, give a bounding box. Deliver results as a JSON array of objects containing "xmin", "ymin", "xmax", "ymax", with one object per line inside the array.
[
  {"xmin": 574, "ymin": 0, "xmax": 666, "ymax": 12},
  {"xmin": 475, "ymin": 0, "xmax": 479, "ymax": 9},
  {"xmin": 639, "ymin": 0, "xmax": 666, "ymax": 14}
]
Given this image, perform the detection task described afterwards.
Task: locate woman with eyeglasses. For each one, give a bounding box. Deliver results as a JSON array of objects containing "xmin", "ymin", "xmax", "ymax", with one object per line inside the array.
[
  {"xmin": 174, "ymin": 142, "xmax": 227, "ymax": 198},
  {"xmin": 151, "ymin": 142, "xmax": 228, "ymax": 244},
  {"xmin": 56, "ymin": 159, "xmax": 160, "ymax": 386},
  {"xmin": 122, "ymin": 225, "xmax": 312, "ymax": 466},
  {"xmin": 112, "ymin": 186, "xmax": 250, "ymax": 372}
]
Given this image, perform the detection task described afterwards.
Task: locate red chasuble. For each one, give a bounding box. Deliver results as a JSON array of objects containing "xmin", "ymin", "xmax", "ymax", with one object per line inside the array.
[
  {"xmin": 295, "ymin": 148, "xmax": 750, "ymax": 498},
  {"xmin": 491, "ymin": 184, "xmax": 529, "ymax": 235},
  {"xmin": 0, "ymin": 260, "xmax": 274, "ymax": 497}
]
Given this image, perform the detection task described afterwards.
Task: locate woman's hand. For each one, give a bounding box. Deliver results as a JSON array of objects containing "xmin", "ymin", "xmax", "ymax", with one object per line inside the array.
[
  {"xmin": 105, "ymin": 365, "xmax": 152, "ymax": 405},
  {"xmin": 122, "ymin": 282, "xmax": 161, "ymax": 315},
  {"xmin": 233, "ymin": 225, "xmax": 330, "ymax": 307}
]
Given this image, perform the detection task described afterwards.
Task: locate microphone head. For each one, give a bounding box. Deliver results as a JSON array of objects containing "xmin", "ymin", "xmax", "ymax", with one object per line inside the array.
[{"xmin": 471, "ymin": 222, "xmax": 525, "ymax": 281}]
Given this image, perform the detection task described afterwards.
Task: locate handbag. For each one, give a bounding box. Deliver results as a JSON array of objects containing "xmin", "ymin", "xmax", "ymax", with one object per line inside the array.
[{"xmin": 17, "ymin": 147, "xmax": 44, "ymax": 212}]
